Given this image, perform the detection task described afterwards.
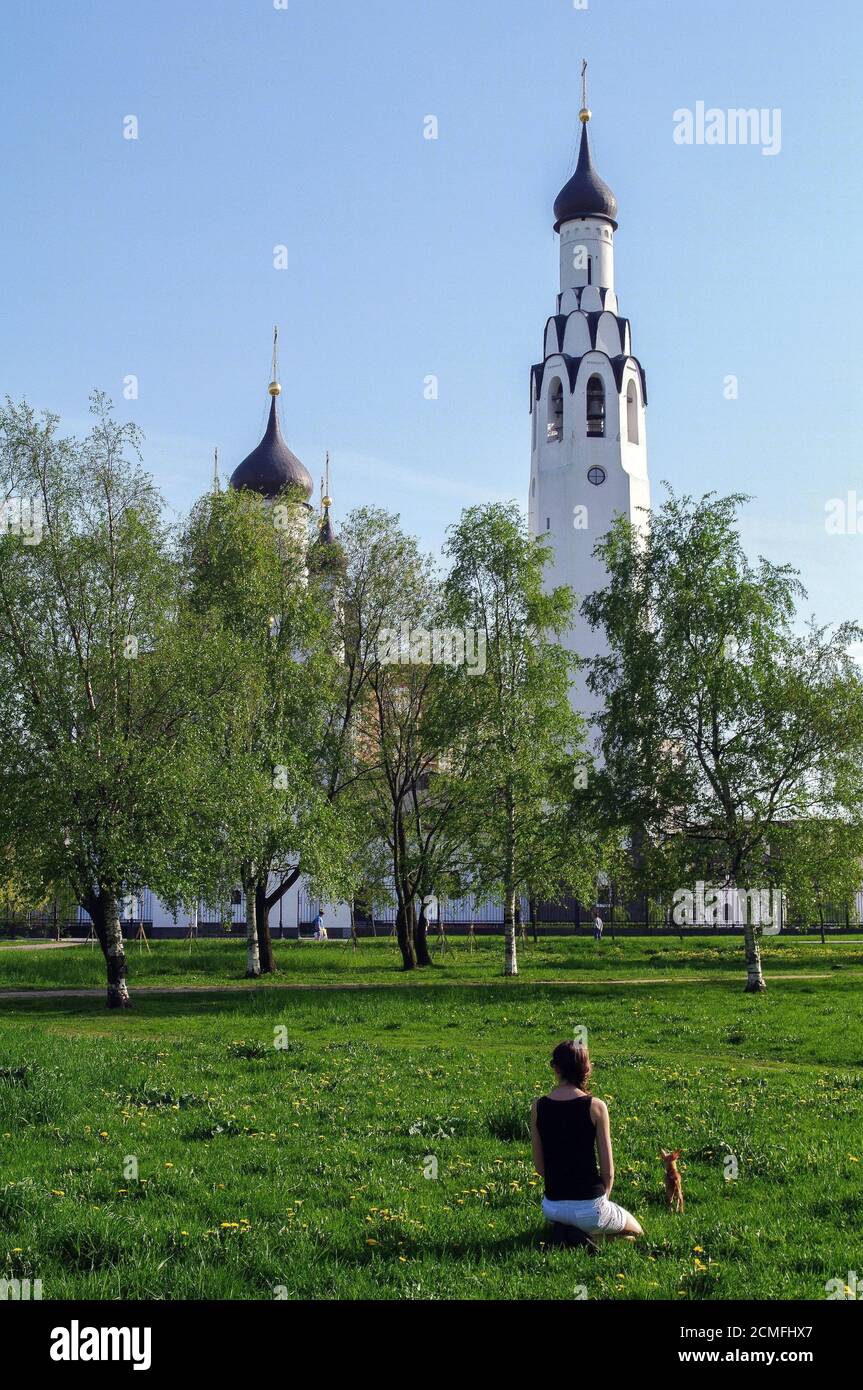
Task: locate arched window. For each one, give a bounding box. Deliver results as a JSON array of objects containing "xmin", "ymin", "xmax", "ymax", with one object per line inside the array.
[
  {"xmin": 586, "ymin": 375, "xmax": 605, "ymax": 437},
  {"xmin": 547, "ymin": 377, "xmax": 563, "ymax": 442},
  {"xmin": 626, "ymin": 380, "xmax": 639, "ymax": 444},
  {"xmin": 531, "ymin": 476, "xmax": 536, "ymax": 497}
]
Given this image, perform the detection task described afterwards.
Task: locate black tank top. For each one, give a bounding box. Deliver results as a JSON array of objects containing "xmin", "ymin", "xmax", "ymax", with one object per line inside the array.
[{"xmin": 536, "ymin": 1094, "xmax": 604, "ymax": 1200}]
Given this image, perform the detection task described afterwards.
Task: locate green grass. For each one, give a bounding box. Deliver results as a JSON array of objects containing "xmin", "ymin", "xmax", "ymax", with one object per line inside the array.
[
  {"xmin": 1, "ymin": 931, "xmax": 862, "ymax": 991},
  {"xmin": 0, "ymin": 938, "xmax": 861, "ymax": 1300}
]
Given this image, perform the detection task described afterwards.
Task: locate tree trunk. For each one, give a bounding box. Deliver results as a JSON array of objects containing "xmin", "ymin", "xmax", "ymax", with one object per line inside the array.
[
  {"xmin": 264, "ymin": 866, "xmax": 300, "ymax": 916},
  {"xmin": 742, "ymin": 919, "xmax": 766, "ymax": 992},
  {"xmin": 88, "ymin": 892, "xmax": 131, "ymax": 1009},
  {"xmin": 503, "ymin": 885, "xmax": 518, "ymax": 977},
  {"xmin": 529, "ymin": 895, "xmax": 538, "ymax": 944},
  {"xmin": 256, "ymin": 881, "xmax": 276, "ymax": 974},
  {"xmin": 415, "ymin": 899, "xmax": 432, "ymax": 967},
  {"xmin": 503, "ymin": 789, "xmax": 518, "ymax": 976},
  {"xmin": 245, "ymin": 881, "xmax": 261, "ymax": 977},
  {"xmin": 395, "ymin": 902, "xmax": 416, "ymax": 971},
  {"xmin": 515, "ymin": 897, "xmax": 526, "ymax": 945}
]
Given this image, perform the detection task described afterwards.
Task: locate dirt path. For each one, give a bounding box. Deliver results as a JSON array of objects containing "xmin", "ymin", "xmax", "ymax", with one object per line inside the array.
[
  {"xmin": 1, "ymin": 967, "xmax": 861, "ymax": 1002},
  {"xmin": 0, "ymin": 940, "xmax": 86, "ymax": 951}
]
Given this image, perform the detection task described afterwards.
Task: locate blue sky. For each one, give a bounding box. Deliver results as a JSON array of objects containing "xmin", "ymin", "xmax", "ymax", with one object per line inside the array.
[{"xmin": 2, "ymin": 0, "xmax": 861, "ymax": 633}]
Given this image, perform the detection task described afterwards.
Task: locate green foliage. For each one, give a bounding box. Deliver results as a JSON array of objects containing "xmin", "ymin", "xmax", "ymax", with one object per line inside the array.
[
  {"xmin": 583, "ymin": 488, "xmax": 863, "ymax": 948},
  {"xmin": 0, "ymin": 395, "xmax": 241, "ymax": 928},
  {"xmin": 441, "ymin": 503, "xmax": 604, "ymax": 969}
]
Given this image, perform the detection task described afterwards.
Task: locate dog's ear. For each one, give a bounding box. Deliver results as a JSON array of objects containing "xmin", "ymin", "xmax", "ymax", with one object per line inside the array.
[
  {"xmin": 670, "ymin": 1149, "xmax": 681, "ymax": 1161},
  {"xmin": 659, "ymin": 1148, "xmax": 669, "ymax": 1159}
]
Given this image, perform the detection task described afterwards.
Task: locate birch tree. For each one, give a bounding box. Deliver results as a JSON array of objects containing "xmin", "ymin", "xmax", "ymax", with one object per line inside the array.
[
  {"xmin": 584, "ymin": 489, "xmax": 863, "ymax": 991},
  {"xmin": 443, "ymin": 503, "xmax": 592, "ymax": 976},
  {"xmin": 183, "ymin": 484, "xmax": 351, "ymax": 976},
  {"xmin": 0, "ymin": 395, "xmax": 237, "ymax": 1006}
]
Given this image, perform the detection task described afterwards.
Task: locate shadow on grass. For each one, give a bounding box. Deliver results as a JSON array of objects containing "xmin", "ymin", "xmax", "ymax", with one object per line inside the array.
[
  {"xmin": 322, "ymin": 1223, "xmax": 667, "ymax": 1269},
  {"xmin": 0, "ymin": 978, "xmax": 760, "ymax": 1028}
]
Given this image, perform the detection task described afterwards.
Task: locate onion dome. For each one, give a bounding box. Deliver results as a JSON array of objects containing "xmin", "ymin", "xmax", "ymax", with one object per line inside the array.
[
  {"xmin": 229, "ymin": 382, "xmax": 314, "ymax": 501},
  {"xmin": 318, "ymin": 504, "xmax": 336, "ymax": 547},
  {"xmin": 309, "ymin": 459, "xmax": 346, "ymax": 577},
  {"xmin": 553, "ymin": 112, "xmax": 618, "ymax": 232}
]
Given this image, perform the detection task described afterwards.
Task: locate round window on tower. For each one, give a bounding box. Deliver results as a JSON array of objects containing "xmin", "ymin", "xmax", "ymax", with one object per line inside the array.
[{"xmin": 587, "ymin": 466, "xmax": 607, "ymax": 486}]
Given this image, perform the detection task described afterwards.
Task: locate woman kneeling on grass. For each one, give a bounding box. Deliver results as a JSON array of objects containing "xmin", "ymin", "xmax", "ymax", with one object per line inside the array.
[{"xmin": 531, "ymin": 1040, "xmax": 643, "ymax": 1244}]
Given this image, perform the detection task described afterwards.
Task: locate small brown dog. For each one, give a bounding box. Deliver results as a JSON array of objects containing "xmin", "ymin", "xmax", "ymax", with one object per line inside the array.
[{"xmin": 660, "ymin": 1149, "xmax": 684, "ymax": 1212}]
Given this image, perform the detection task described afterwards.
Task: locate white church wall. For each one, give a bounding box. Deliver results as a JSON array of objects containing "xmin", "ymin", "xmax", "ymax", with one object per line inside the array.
[
  {"xmin": 543, "ymin": 319, "xmax": 563, "ymax": 357},
  {"xmin": 562, "ymin": 313, "xmax": 592, "ymax": 356},
  {"xmin": 595, "ymin": 311, "xmax": 622, "ymax": 356},
  {"xmin": 559, "ymin": 216, "xmax": 615, "ymax": 292}
]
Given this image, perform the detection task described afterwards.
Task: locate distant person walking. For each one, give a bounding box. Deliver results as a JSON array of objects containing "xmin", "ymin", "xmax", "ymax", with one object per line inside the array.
[
  {"xmin": 313, "ymin": 908, "xmax": 328, "ymax": 941},
  {"xmin": 593, "ymin": 914, "xmax": 603, "ymax": 942},
  {"xmin": 531, "ymin": 1041, "xmax": 643, "ymax": 1243}
]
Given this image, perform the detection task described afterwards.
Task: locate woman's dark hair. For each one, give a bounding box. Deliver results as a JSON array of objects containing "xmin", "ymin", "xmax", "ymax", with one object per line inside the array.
[{"xmin": 551, "ymin": 1040, "xmax": 591, "ymax": 1089}]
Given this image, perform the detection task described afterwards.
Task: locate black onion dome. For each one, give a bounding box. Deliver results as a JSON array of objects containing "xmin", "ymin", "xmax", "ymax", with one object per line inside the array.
[
  {"xmin": 318, "ymin": 508, "xmax": 336, "ymax": 546},
  {"xmin": 308, "ymin": 504, "xmax": 346, "ymax": 576},
  {"xmin": 553, "ymin": 120, "xmax": 618, "ymax": 232},
  {"xmin": 229, "ymin": 394, "xmax": 314, "ymax": 501}
]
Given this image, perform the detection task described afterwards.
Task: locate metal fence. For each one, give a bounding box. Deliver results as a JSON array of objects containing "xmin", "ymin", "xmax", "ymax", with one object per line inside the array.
[
  {"xmin": 2, "ymin": 882, "xmax": 861, "ymax": 939},
  {"xmin": 0, "ymin": 891, "xmax": 156, "ymax": 939}
]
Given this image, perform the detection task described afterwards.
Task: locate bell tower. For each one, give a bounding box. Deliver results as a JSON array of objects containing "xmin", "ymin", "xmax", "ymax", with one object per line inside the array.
[{"xmin": 529, "ymin": 71, "xmax": 650, "ymax": 724}]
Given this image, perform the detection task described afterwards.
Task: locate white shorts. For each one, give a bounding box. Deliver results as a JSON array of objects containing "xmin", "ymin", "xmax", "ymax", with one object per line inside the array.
[{"xmin": 542, "ymin": 1193, "xmax": 631, "ymax": 1236}]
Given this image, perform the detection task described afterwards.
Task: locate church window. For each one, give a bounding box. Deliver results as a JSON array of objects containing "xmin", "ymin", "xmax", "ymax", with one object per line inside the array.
[
  {"xmin": 587, "ymin": 466, "xmax": 606, "ymax": 486},
  {"xmin": 531, "ymin": 476, "xmax": 536, "ymax": 496},
  {"xmin": 547, "ymin": 377, "xmax": 563, "ymax": 442},
  {"xmin": 586, "ymin": 375, "xmax": 605, "ymax": 437},
  {"xmin": 626, "ymin": 380, "xmax": 639, "ymax": 443}
]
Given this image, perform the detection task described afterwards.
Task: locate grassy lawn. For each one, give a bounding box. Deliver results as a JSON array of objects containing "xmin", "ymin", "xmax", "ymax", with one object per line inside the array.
[
  {"xmin": 1, "ymin": 932, "xmax": 862, "ymax": 991},
  {"xmin": 1, "ymin": 938, "xmax": 861, "ymax": 1300}
]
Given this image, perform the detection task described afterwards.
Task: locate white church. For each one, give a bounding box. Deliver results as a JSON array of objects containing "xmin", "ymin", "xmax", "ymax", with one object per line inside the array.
[
  {"xmin": 107, "ymin": 100, "xmax": 650, "ymax": 941},
  {"xmin": 528, "ymin": 103, "xmax": 650, "ymax": 722},
  {"xmin": 92, "ymin": 100, "xmax": 861, "ymax": 943}
]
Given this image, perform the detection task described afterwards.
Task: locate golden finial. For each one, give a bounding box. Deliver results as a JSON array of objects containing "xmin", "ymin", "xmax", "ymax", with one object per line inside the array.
[
  {"xmin": 322, "ymin": 451, "xmax": 332, "ymax": 509},
  {"xmin": 579, "ymin": 59, "xmax": 591, "ymax": 122},
  {"xmin": 268, "ymin": 324, "xmax": 281, "ymax": 395}
]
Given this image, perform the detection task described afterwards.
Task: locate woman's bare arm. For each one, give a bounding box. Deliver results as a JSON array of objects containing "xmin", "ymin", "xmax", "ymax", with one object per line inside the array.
[
  {"xmin": 530, "ymin": 1099, "xmax": 544, "ymax": 1178},
  {"xmin": 591, "ymin": 1097, "xmax": 614, "ymax": 1195}
]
